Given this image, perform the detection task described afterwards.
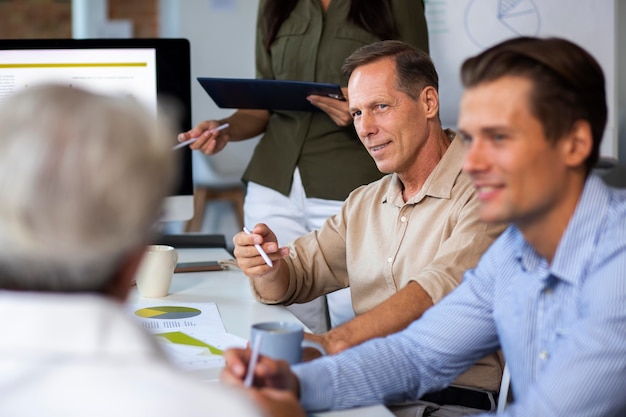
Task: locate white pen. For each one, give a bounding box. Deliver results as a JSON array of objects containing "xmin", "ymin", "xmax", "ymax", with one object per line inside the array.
[
  {"xmin": 242, "ymin": 226, "xmax": 274, "ymax": 267},
  {"xmin": 172, "ymin": 122, "xmax": 230, "ymax": 150},
  {"xmin": 243, "ymin": 333, "xmax": 263, "ymax": 387}
]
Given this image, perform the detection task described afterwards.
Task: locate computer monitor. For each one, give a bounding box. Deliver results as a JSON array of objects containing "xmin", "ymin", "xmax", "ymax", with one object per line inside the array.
[{"xmin": 0, "ymin": 38, "xmax": 194, "ymax": 222}]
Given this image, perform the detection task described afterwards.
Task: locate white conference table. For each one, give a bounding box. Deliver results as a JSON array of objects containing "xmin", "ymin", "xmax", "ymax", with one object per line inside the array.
[{"xmin": 128, "ymin": 247, "xmax": 393, "ymax": 417}]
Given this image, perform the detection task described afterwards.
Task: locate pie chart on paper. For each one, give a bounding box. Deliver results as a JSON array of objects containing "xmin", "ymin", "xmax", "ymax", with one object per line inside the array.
[
  {"xmin": 135, "ymin": 306, "xmax": 202, "ymax": 319},
  {"xmin": 464, "ymin": 0, "xmax": 541, "ymax": 48}
]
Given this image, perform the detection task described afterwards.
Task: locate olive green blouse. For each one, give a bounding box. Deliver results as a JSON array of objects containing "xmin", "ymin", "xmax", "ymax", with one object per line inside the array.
[{"xmin": 245, "ymin": 0, "xmax": 429, "ymax": 200}]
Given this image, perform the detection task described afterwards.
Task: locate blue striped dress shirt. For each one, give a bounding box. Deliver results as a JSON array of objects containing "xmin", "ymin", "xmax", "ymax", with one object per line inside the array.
[{"xmin": 293, "ymin": 174, "xmax": 626, "ymax": 416}]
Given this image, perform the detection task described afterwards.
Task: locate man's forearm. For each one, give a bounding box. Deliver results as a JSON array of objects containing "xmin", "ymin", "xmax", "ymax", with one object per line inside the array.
[
  {"xmin": 321, "ymin": 281, "xmax": 434, "ymax": 354},
  {"xmin": 250, "ymin": 258, "xmax": 293, "ymax": 302},
  {"xmin": 220, "ymin": 109, "xmax": 269, "ymax": 141}
]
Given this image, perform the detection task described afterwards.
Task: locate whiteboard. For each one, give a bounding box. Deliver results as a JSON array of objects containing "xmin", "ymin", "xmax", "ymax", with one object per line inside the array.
[{"xmin": 425, "ymin": 0, "xmax": 617, "ymax": 157}]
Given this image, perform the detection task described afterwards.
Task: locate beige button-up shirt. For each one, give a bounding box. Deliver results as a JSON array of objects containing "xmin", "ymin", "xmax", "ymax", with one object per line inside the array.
[{"xmin": 254, "ymin": 131, "xmax": 505, "ymax": 390}]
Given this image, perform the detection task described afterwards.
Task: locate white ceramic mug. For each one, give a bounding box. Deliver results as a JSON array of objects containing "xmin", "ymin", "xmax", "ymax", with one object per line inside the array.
[
  {"xmin": 134, "ymin": 245, "xmax": 178, "ymax": 298},
  {"xmin": 250, "ymin": 321, "xmax": 325, "ymax": 365}
]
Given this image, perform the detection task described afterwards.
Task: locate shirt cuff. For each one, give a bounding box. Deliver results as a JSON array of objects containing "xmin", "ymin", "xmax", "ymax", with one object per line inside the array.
[{"xmin": 292, "ymin": 361, "xmax": 334, "ymax": 412}]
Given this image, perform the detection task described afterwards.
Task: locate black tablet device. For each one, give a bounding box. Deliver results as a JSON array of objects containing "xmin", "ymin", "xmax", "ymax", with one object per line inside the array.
[{"xmin": 197, "ymin": 77, "xmax": 344, "ymax": 112}]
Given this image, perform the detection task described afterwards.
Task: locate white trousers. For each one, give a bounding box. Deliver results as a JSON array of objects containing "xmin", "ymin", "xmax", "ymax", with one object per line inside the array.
[{"xmin": 244, "ymin": 168, "xmax": 355, "ymax": 333}]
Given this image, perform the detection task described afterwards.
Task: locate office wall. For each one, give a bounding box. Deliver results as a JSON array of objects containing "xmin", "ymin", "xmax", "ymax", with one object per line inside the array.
[
  {"xmin": 160, "ymin": 0, "xmax": 260, "ymax": 239},
  {"xmin": 0, "ymin": 0, "xmax": 71, "ymax": 38},
  {"xmin": 108, "ymin": 0, "xmax": 158, "ymax": 37},
  {"xmin": 4, "ymin": 1, "xmax": 622, "ymax": 158},
  {"xmin": 160, "ymin": 0, "xmax": 260, "ymax": 177},
  {"xmin": 162, "ymin": 0, "xmax": 622, "ymax": 161},
  {"xmin": 72, "ymin": 0, "xmax": 158, "ymax": 38},
  {"xmin": 426, "ymin": 0, "xmax": 619, "ymax": 158}
]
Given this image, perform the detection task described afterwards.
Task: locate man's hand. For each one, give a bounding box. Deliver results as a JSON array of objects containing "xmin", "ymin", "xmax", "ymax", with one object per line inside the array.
[
  {"xmin": 303, "ymin": 332, "xmax": 352, "ymax": 362},
  {"xmin": 248, "ymin": 388, "xmax": 306, "ymax": 417},
  {"xmin": 222, "ymin": 347, "xmax": 300, "ymax": 394},
  {"xmin": 233, "ymin": 223, "xmax": 293, "ymax": 303},
  {"xmin": 233, "ymin": 223, "xmax": 288, "ymax": 278}
]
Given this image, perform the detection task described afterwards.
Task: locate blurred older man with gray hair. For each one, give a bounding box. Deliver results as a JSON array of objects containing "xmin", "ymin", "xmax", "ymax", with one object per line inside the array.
[{"xmin": 0, "ymin": 85, "xmax": 303, "ymax": 417}]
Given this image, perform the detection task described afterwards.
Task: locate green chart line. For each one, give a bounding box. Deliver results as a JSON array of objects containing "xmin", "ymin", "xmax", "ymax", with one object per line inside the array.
[{"xmin": 156, "ymin": 331, "xmax": 223, "ymax": 355}]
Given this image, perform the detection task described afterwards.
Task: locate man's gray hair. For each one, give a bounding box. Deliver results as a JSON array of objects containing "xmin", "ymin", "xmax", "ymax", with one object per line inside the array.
[{"xmin": 0, "ymin": 84, "xmax": 178, "ymax": 291}]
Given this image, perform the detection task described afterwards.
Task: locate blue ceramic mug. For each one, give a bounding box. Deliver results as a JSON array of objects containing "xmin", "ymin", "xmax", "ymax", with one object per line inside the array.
[{"xmin": 250, "ymin": 321, "xmax": 325, "ymax": 364}]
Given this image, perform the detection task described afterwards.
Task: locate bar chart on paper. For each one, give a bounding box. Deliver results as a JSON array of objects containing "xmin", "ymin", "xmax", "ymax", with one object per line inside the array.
[{"xmin": 128, "ymin": 302, "xmax": 247, "ymax": 371}]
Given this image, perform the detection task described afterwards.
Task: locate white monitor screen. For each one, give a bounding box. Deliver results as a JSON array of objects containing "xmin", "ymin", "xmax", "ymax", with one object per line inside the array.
[
  {"xmin": 0, "ymin": 38, "xmax": 193, "ymax": 222},
  {"xmin": 0, "ymin": 48, "xmax": 157, "ymax": 110}
]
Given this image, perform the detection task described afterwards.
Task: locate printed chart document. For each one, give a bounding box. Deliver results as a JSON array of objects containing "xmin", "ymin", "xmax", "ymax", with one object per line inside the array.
[{"xmin": 127, "ymin": 301, "xmax": 247, "ymax": 371}]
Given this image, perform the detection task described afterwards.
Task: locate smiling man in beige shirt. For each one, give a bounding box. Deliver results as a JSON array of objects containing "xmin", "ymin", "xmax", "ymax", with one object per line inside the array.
[{"xmin": 234, "ymin": 40, "xmax": 505, "ymax": 412}]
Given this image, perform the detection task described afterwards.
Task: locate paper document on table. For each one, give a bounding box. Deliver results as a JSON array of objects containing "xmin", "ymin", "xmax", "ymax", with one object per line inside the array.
[
  {"xmin": 154, "ymin": 330, "xmax": 247, "ymax": 371},
  {"xmin": 129, "ymin": 302, "xmax": 225, "ymax": 332},
  {"xmin": 127, "ymin": 302, "xmax": 247, "ymax": 371}
]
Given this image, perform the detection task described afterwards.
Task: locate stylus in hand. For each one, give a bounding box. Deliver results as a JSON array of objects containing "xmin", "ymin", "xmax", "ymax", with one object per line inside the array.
[
  {"xmin": 243, "ymin": 333, "xmax": 263, "ymax": 387},
  {"xmin": 172, "ymin": 123, "xmax": 229, "ymax": 150},
  {"xmin": 242, "ymin": 226, "xmax": 273, "ymax": 267}
]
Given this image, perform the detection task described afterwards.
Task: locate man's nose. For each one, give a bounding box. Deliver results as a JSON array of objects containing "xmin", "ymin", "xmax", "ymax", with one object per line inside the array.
[
  {"xmin": 462, "ymin": 138, "xmax": 488, "ymax": 174},
  {"xmin": 356, "ymin": 113, "xmax": 376, "ymax": 140}
]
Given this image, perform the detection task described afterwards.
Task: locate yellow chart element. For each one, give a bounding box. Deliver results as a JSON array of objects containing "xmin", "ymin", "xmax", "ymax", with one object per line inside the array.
[
  {"xmin": 135, "ymin": 306, "xmax": 201, "ymax": 320},
  {"xmin": 0, "ymin": 62, "xmax": 147, "ymax": 69},
  {"xmin": 156, "ymin": 331, "xmax": 223, "ymax": 355}
]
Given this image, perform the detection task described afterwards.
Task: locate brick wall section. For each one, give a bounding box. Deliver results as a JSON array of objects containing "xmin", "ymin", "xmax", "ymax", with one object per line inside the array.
[
  {"xmin": 109, "ymin": 0, "xmax": 158, "ymax": 38},
  {"xmin": 0, "ymin": 0, "xmax": 158, "ymax": 39},
  {"xmin": 0, "ymin": 0, "xmax": 72, "ymax": 39}
]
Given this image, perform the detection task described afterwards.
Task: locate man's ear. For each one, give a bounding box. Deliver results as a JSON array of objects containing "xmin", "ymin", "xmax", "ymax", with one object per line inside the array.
[
  {"xmin": 421, "ymin": 86, "xmax": 439, "ymax": 119},
  {"xmin": 561, "ymin": 119, "xmax": 593, "ymax": 169},
  {"xmin": 102, "ymin": 247, "xmax": 146, "ymax": 302}
]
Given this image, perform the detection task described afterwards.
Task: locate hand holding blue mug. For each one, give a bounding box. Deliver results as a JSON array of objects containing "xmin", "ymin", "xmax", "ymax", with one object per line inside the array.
[{"xmin": 250, "ymin": 322, "xmax": 325, "ymax": 365}]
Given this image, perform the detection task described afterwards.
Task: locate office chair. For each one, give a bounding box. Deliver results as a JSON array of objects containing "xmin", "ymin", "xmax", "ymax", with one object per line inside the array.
[
  {"xmin": 185, "ymin": 183, "xmax": 245, "ymax": 232},
  {"xmin": 496, "ymin": 363, "xmax": 512, "ymax": 413},
  {"xmin": 184, "ymin": 138, "xmax": 260, "ymax": 233},
  {"xmin": 600, "ymin": 163, "xmax": 626, "ymax": 188}
]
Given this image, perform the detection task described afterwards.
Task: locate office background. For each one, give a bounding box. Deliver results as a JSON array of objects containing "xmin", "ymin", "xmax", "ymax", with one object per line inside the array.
[{"xmin": 1, "ymin": 0, "xmax": 624, "ymax": 243}]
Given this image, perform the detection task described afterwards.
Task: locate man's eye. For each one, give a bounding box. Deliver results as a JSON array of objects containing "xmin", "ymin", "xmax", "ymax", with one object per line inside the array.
[
  {"xmin": 377, "ymin": 104, "xmax": 388, "ymax": 110},
  {"xmin": 352, "ymin": 110, "xmax": 361, "ymax": 118}
]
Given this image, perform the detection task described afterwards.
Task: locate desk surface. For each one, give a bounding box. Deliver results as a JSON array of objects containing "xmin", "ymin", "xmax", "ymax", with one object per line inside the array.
[{"xmin": 128, "ymin": 248, "xmax": 393, "ymax": 417}]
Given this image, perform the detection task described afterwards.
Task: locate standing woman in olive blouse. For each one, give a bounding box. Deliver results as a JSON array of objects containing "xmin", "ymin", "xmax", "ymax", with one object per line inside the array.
[{"xmin": 178, "ymin": 0, "xmax": 429, "ymax": 333}]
